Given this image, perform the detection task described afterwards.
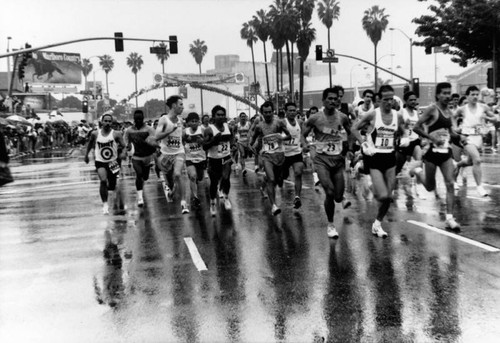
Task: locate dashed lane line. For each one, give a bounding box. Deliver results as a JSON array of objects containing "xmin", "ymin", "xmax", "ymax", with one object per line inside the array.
[
  {"xmin": 184, "ymin": 237, "xmax": 208, "ymax": 271},
  {"xmin": 407, "ymin": 220, "xmax": 500, "ymax": 252}
]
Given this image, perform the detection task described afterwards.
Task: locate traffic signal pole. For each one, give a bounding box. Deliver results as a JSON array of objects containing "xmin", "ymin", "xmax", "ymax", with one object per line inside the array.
[{"xmin": 0, "ymin": 36, "xmax": 178, "ymax": 59}]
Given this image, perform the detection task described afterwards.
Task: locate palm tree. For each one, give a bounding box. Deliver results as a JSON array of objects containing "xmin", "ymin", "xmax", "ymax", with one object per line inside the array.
[
  {"xmin": 81, "ymin": 58, "xmax": 93, "ymax": 91},
  {"xmin": 155, "ymin": 42, "xmax": 170, "ymax": 111},
  {"xmin": 241, "ymin": 21, "xmax": 258, "ymax": 88},
  {"xmin": 252, "ymin": 9, "xmax": 271, "ymax": 98},
  {"xmin": 98, "ymin": 55, "xmax": 114, "ymax": 95},
  {"xmin": 296, "ymin": 0, "xmax": 316, "ymax": 113},
  {"xmin": 189, "ymin": 39, "xmax": 208, "ymax": 115},
  {"xmin": 317, "ymin": 0, "xmax": 340, "ymax": 87},
  {"xmin": 126, "ymin": 52, "xmax": 144, "ymax": 108},
  {"xmin": 268, "ymin": 0, "xmax": 288, "ymax": 96},
  {"xmin": 362, "ymin": 5, "xmax": 389, "ymax": 92}
]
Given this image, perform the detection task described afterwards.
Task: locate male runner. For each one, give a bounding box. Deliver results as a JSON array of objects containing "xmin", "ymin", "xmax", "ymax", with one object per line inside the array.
[
  {"xmin": 250, "ymin": 101, "xmax": 291, "ymax": 215},
  {"xmin": 453, "ymin": 85, "xmax": 497, "ymax": 196},
  {"xmin": 302, "ymin": 88, "xmax": 351, "ymax": 238},
  {"xmin": 351, "ymin": 85, "xmax": 405, "ymax": 238},
  {"xmin": 84, "ymin": 113, "xmax": 126, "ymax": 214},
  {"xmin": 123, "ymin": 110, "xmax": 157, "ymax": 207},
  {"xmin": 282, "ymin": 102, "xmax": 306, "ymax": 209},
  {"xmin": 155, "ymin": 95, "xmax": 189, "ymax": 214},
  {"xmin": 412, "ymin": 82, "xmax": 461, "ymax": 230},
  {"xmin": 183, "ymin": 112, "xmax": 206, "ymax": 209},
  {"xmin": 203, "ymin": 105, "xmax": 234, "ymax": 216},
  {"xmin": 235, "ymin": 112, "xmax": 252, "ymax": 176}
]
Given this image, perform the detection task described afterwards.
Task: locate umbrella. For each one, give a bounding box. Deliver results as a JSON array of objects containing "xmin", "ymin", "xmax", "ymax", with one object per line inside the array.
[{"xmin": 7, "ymin": 114, "xmax": 32, "ymax": 126}]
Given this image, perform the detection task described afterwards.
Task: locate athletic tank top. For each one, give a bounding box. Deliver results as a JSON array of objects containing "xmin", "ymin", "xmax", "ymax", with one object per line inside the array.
[
  {"xmin": 428, "ymin": 106, "xmax": 452, "ymax": 153},
  {"xmin": 207, "ymin": 123, "xmax": 231, "ymax": 159},
  {"xmin": 284, "ymin": 118, "xmax": 302, "ymax": 157},
  {"xmin": 461, "ymin": 104, "xmax": 485, "ymax": 135},
  {"xmin": 159, "ymin": 117, "xmax": 184, "ymax": 155},
  {"xmin": 95, "ymin": 129, "xmax": 118, "ymax": 162},
  {"xmin": 236, "ymin": 122, "xmax": 250, "ymax": 143},
  {"xmin": 402, "ymin": 107, "xmax": 419, "ymax": 141},
  {"xmin": 185, "ymin": 126, "xmax": 206, "ymax": 163},
  {"xmin": 313, "ymin": 112, "xmax": 345, "ymax": 156},
  {"xmin": 370, "ymin": 108, "xmax": 397, "ymax": 153},
  {"xmin": 260, "ymin": 120, "xmax": 285, "ymax": 155}
]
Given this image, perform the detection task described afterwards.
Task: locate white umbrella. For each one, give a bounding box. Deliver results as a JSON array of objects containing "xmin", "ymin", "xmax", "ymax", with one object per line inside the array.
[{"xmin": 7, "ymin": 114, "xmax": 32, "ymax": 126}]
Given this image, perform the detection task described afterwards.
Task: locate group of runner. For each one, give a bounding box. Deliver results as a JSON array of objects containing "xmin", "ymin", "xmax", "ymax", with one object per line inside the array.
[{"xmin": 84, "ymin": 83, "xmax": 498, "ymax": 238}]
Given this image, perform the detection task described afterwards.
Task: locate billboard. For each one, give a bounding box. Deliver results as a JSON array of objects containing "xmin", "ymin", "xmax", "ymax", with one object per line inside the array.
[
  {"xmin": 11, "ymin": 93, "xmax": 49, "ymax": 110},
  {"xmin": 24, "ymin": 51, "xmax": 82, "ymax": 84}
]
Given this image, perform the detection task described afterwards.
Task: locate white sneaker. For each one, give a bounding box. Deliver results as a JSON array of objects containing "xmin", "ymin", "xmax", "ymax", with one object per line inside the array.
[
  {"xmin": 218, "ymin": 189, "xmax": 224, "ymax": 199},
  {"xmin": 210, "ymin": 201, "xmax": 216, "ymax": 217},
  {"xmin": 445, "ymin": 217, "xmax": 460, "ymax": 230},
  {"xmin": 271, "ymin": 204, "xmax": 281, "ymax": 216},
  {"xmin": 224, "ymin": 198, "xmax": 232, "ymax": 210},
  {"xmin": 102, "ymin": 203, "xmax": 109, "ymax": 215},
  {"xmin": 181, "ymin": 201, "xmax": 189, "ymax": 214},
  {"xmin": 477, "ymin": 185, "xmax": 489, "ymax": 197},
  {"xmin": 313, "ymin": 172, "xmax": 320, "ymax": 186},
  {"xmin": 137, "ymin": 197, "xmax": 144, "ymax": 208},
  {"xmin": 165, "ymin": 186, "xmax": 173, "ymax": 202},
  {"xmin": 372, "ymin": 220, "xmax": 388, "ymax": 238},
  {"xmin": 327, "ymin": 223, "xmax": 339, "ymax": 238}
]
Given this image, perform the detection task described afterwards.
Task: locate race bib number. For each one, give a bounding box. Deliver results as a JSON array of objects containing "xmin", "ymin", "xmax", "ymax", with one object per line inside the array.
[
  {"xmin": 188, "ymin": 142, "xmax": 202, "ymax": 152},
  {"xmin": 461, "ymin": 127, "xmax": 476, "ymax": 135},
  {"xmin": 431, "ymin": 129, "xmax": 450, "ymax": 153},
  {"xmin": 217, "ymin": 141, "xmax": 230, "ymax": 154},
  {"xmin": 262, "ymin": 134, "xmax": 283, "ymax": 153},
  {"xmin": 374, "ymin": 135, "xmax": 394, "ymax": 151},
  {"xmin": 166, "ymin": 137, "xmax": 181, "ymax": 148},
  {"xmin": 316, "ymin": 139, "xmax": 342, "ymax": 155},
  {"xmin": 109, "ymin": 161, "xmax": 120, "ymax": 175}
]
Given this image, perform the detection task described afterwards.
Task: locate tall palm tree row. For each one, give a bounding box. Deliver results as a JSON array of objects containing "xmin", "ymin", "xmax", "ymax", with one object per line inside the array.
[
  {"xmin": 81, "ymin": 58, "xmax": 93, "ymax": 91},
  {"xmin": 240, "ymin": 21, "xmax": 259, "ymax": 99},
  {"xmin": 189, "ymin": 39, "xmax": 208, "ymax": 115},
  {"xmin": 296, "ymin": 0, "xmax": 317, "ymax": 114},
  {"xmin": 362, "ymin": 5, "xmax": 389, "ymax": 92},
  {"xmin": 126, "ymin": 52, "xmax": 144, "ymax": 108},
  {"xmin": 154, "ymin": 42, "xmax": 170, "ymax": 111},
  {"xmin": 317, "ymin": 0, "xmax": 340, "ymax": 87},
  {"xmin": 251, "ymin": 9, "xmax": 271, "ymax": 99},
  {"xmin": 98, "ymin": 55, "xmax": 114, "ymax": 96}
]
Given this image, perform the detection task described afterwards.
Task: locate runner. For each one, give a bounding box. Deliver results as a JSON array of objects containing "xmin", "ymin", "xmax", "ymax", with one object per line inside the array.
[
  {"xmin": 123, "ymin": 110, "xmax": 157, "ymax": 208},
  {"xmin": 84, "ymin": 113, "xmax": 127, "ymax": 214},
  {"xmin": 203, "ymin": 105, "xmax": 234, "ymax": 217},
  {"xmin": 396, "ymin": 91, "xmax": 423, "ymax": 176},
  {"xmin": 235, "ymin": 112, "xmax": 252, "ymax": 176},
  {"xmin": 183, "ymin": 112, "xmax": 206, "ymax": 209},
  {"xmin": 302, "ymin": 88, "xmax": 351, "ymax": 238},
  {"xmin": 412, "ymin": 82, "xmax": 462, "ymax": 230},
  {"xmin": 351, "ymin": 85, "xmax": 405, "ymax": 238},
  {"xmin": 250, "ymin": 101, "xmax": 291, "ymax": 215},
  {"xmin": 282, "ymin": 102, "xmax": 306, "ymax": 209},
  {"xmin": 452, "ymin": 85, "xmax": 497, "ymax": 196},
  {"xmin": 155, "ymin": 95, "xmax": 189, "ymax": 214}
]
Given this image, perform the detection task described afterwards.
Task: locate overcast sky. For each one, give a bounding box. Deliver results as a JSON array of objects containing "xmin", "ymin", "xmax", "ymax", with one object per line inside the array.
[{"xmin": 1, "ymin": 0, "xmax": 468, "ymax": 104}]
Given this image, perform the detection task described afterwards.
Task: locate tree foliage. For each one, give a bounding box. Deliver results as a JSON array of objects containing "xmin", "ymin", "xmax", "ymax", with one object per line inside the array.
[{"xmin": 413, "ymin": 0, "xmax": 500, "ymax": 67}]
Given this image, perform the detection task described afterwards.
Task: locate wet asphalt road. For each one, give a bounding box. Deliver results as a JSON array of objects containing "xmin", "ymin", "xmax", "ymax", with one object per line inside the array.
[{"xmin": 1, "ymin": 149, "xmax": 500, "ymax": 343}]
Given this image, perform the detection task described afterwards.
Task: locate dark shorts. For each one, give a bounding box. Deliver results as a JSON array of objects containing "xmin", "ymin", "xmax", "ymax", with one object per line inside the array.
[
  {"xmin": 95, "ymin": 161, "xmax": 119, "ymax": 175},
  {"xmin": 313, "ymin": 153, "xmax": 345, "ymax": 172},
  {"xmin": 424, "ymin": 148, "xmax": 452, "ymax": 166},
  {"xmin": 364, "ymin": 152, "xmax": 396, "ymax": 172},
  {"xmin": 282, "ymin": 153, "xmax": 304, "ymax": 179},
  {"xmin": 208, "ymin": 156, "xmax": 232, "ymax": 177},
  {"xmin": 260, "ymin": 152, "xmax": 285, "ymax": 167},
  {"xmin": 398, "ymin": 139, "xmax": 421, "ymax": 157}
]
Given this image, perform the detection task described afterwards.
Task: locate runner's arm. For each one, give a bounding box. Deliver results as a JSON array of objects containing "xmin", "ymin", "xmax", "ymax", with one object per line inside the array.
[{"xmin": 351, "ymin": 111, "xmax": 375, "ymax": 144}]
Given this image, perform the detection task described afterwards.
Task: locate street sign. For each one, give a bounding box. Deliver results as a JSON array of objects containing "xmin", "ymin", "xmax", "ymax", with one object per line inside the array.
[
  {"xmin": 150, "ymin": 46, "xmax": 167, "ymax": 54},
  {"xmin": 326, "ymin": 49, "xmax": 335, "ymax": 58},
  {"xmin": 322, "ymin": 57, "xmax": 339, "ymax": 63}
]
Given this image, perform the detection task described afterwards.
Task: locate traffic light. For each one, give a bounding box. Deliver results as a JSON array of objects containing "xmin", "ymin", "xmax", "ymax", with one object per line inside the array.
[
  {"xmin": 315, "ymin": 45, "xmax": 323, "ymax": 61},
  {"xmin": 169, "ymin": 35, "xmax": 178, "ymax": 54},
  {"xmin": 18, "ymin": 54, "xmax": 28, "ymax": 79},
  {"xmin": 179, "ymin": 86, "xmax": 187, "ymax": 98},
  {"xmin": 82, "ymin": 100, "xmax": 88, "ymax": 113},
  {"xmin": 412, "ymin": 78, "xmax": 420, "ymax": 98},
  {"xmin": 24, "ymin": 43, "xmax": 32, "ymax": 59},
  {"xmin": 425, "ymin": 46, "xmax": 432, "ymax": 55},
  {"xmin": 114, "ymin": 32, "xmax": 124, "ymax": 52}
]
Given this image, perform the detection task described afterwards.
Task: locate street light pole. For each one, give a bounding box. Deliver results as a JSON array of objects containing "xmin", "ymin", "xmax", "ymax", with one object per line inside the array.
[
  {"xmin": 6, "ymin": 37, "xmax": 12, "ymax": 97},
  {"xmin": 390, "ymin": 28, "xmax": 414, "ymax": 86}
]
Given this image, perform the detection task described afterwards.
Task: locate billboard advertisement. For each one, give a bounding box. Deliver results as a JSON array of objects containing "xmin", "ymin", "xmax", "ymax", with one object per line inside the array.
[
  {"xmin": 11, "ymin": 93, "xmax": 49, "ymax": 110},
  {"xmin": 23, "ymin": 51, "xmax": 82, "ymax": 85}
]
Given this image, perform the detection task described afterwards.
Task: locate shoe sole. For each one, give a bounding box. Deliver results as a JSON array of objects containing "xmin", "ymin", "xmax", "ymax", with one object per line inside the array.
[
  {"xmin": 372, "ymin": 231, "xmax": 388, "ymax": 238},
  {"xmin": 272, "ymin": 208, "xmax": 281, "ymax": 216}
]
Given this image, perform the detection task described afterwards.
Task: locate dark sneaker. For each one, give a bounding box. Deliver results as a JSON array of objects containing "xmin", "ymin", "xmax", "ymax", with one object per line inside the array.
[{"xmin": 293, "ymin": 196, "xmax": 302, "ymax": 209}]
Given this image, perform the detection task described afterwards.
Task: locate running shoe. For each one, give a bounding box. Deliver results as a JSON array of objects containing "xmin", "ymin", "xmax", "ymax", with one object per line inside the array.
[
  {"xmin": 102, "ymin": 203, "xmax": 109, "ymax": 215},
  {"xmin": 342, "ymin": 198, "xmax": 351, "ymax": 209},
  {"xmin": 165, "ymin": 186, "xmax": 173, "ymax": 202},
  {"xmin": 219, "ymin": 189, "xmax": 225, "ymax": 199},
  {"xmin": 477, "ymin": 185, "xmax": 489, "ymax": 197},
  {"xmin": 327, "ymin": 223, "xmax": 339, "ymax": 239},
  {"xmin": 293, "ymin": 196, "xmax": 302, "ymax": 209},
  {"xmin": 372, "ymin": 220, "xmax": 388, "ymax": 238},
  {"xmin": 210, "ymin": 201, "xmax": 217, "ymax": 217},
  {"xmin": 313, "ymin": 172, "xmax": 320, "ymax": 186},
  {"xmin": 445, "ymin": 217, "xmax": 461, "ymax": 230},
  {"xmin": 181, "ymin": 201, "xmax": 189, "ymax": 214},
  {"xmin": 242, "ymin": 169, "xmax": 247, "ymax": 177},
  {"xmin": 260, "ymin": 186, "xmax": 268, "ymax": 199},
  {"xmin": 137, "ymin": 197, "xmax": 144, "ymax": 208},
  {"xmin": 224, "ymin": 197, "xmax": 232, "ymax": 210},
  {"xmin": 272, "ymin": 204, "xmax": 281, "ymax": 216}
]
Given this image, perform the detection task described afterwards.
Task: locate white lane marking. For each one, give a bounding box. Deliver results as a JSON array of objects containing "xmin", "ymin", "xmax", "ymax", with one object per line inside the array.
[
  {"xmin": 466, "ymin": 196, "xmax": 490, "ymax": 201},
  {"xmin": 484, "ymin": 183, "xmax": 500, "ymax": 188},
  {"xmin": 184, "ymin": 237, "xmax": 208, "ymax": 271},
  {"xmin": 407, "ymin": 220, "xmax": 500, "ymax": 252}
]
